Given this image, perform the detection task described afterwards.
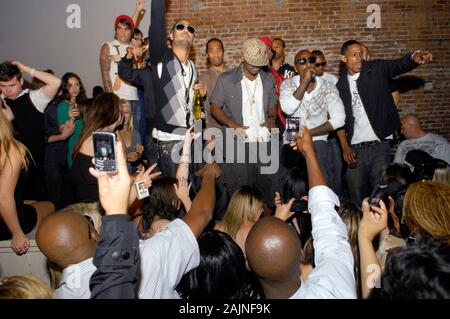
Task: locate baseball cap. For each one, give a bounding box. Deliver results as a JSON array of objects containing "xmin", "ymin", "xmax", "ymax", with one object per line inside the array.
[
  {"xmin": 242, "ymin": 38, "xmax": 269, "ymax": 67},
  {"xmin": 115, "ymin": 15, "xmax": 135, "ymax": 33},
  {"xmin": 259, "ymin": 37, "xmax": 273, "ymax": 48}
]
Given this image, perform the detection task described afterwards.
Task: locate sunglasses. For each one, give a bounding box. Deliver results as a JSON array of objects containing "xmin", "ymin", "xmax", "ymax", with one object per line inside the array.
[
  {"xmin": 175, "ymin": 23, "xmax": 196, "ymax": 35},
  {"xmin": 295, "ymin": 56, "xmax": 316, "ymax": 65},
  {"xmin": 316, "ymin": 61, "xmax": 327, "ymax": 67}
]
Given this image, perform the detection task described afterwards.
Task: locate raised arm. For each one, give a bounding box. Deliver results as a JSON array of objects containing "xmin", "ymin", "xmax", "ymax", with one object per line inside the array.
[
  {"xmin": 290, "ymin": 127, "xmax": 356, "ymax": 299},
  {"xmin": 182, "ymin": 164, "xmax": 222, "ymax": 238},
  {"xmin": 118, "ymin": 48, "xmax": 146, "ymax": 88},
  {"xmin": 12, "ymin": 61, "xmax": 61, "ymax": 110},
  {"xmin": 149, "ymin": 0, "xmax": 166, "ymax": 64},
  {"xmin": 358, "ymin": 199, "xmax": 388, "ymax": 299},
  {"xmin": 381, "ymin": 49, "xmax": 432, "ymax": 80},
  {"xmin": 88, "ymin": 141, "xmax": 139, "ymax": 299},
  {"xmin": 100, "ymin": 43, "xmax": 113, "ymax": 93},
  {"xmin": 132, "ymin": 0, "xmax": 145, "ymax": 28},
  {"xmin": 174, "ymin": 126, "xmax": 194, "ymax": 212}
]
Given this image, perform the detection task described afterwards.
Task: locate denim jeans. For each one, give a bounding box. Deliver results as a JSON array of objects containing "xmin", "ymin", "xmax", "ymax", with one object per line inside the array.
[
  {"xmin": 344, "ymin": 141, "xmax": 391, "ymax": 206},
  {"xmin": 327, "ymin": 136, "xmax": 345, "ymax": 198},
  {"xmin": 156, "ymin": 140, "xmax": 182, "ymax": 178}
]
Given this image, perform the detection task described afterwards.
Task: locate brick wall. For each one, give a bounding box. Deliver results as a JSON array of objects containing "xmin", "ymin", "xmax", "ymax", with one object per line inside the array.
[{"xmin": 164, "ymin": 0, "xmax": 450, "ymax": 140}]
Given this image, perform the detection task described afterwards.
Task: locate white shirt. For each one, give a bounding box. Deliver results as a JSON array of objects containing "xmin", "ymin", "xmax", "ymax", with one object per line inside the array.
[
  {"xmin": 394, "ymin": 133, "xmax": 450, "ymax": 165},
  {"xmin": 279, "ymin": 75, "xmax": 345, "ymax": 142},
  {"xmin": 290, "ymin": 186, "xmax": 356, "ymax": 299},
  {"xmin": 55, "ymin": 257, "xmax": 96, "ymax": 299},
  {"xmin": 321, "ymin": 72, "xmax": 338, "ymax": 85},
  {"xmin": 138, "ymin": 218, "xmax": 200, "ymax": 299},
  {"xmin": 241, "ymin": 75, "xmax": 270, "ymax": 142},
  {"xmin": 347, "ymin": 73, "xmax": 380, "ymax": 145},
  {"xmin": 2, "ymin": 88, "xmax": 51, "ymax": 113},
  {"xmin": 106, "ymin": 40, "xmax": 139, "ymax": 101}
]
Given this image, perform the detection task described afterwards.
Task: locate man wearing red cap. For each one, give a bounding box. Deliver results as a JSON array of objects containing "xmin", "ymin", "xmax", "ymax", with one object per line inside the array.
[{"xmin": 99, "ymin": 1, "xmax": 144, "ymax": 137}]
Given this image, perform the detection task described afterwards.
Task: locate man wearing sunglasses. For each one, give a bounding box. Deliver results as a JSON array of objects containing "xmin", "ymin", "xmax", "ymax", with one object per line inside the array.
[
  {"xmin": 280, "ymin": 50, "xmax": 345, "ymax": 194},
  {"xmin": 336, "ymin": 40, "xmax": 433, "ymax": 206},
  {"xmin": 140, "ymin": 0, "xmax": 206, "ymax": 177},
  {"xmin": 311, "ymin": 50, "xmax": 338, "ymax": 85},
  {"xmin": 310, "ymin": 50, "xmax": 344, "ymax": 197}
]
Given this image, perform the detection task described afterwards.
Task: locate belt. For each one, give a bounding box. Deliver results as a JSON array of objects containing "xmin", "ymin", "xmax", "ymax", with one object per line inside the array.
[{"xmin": 352, "ymin": 140, "xmax": 389, "ymax": 148}]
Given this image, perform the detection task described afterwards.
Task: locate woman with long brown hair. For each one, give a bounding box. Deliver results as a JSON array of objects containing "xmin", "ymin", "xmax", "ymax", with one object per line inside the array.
[
  {"xmin": 70, "ymin": 93, "xmax": 123, "ymax": 203},
  {"xmin": 0, "ymin": 98, "xmax": 54, "ymax": 254}
]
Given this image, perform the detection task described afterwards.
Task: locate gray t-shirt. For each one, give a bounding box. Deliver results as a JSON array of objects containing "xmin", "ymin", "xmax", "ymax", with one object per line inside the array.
[{"xmin": 394, "ymin": 133, "xmax": 450, "ymax": 165}]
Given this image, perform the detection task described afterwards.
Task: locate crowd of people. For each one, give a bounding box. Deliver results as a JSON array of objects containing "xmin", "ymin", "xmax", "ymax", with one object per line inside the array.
[{"xmin": 1, "ymin": 0, "xmax": 450, "ymax": 300}]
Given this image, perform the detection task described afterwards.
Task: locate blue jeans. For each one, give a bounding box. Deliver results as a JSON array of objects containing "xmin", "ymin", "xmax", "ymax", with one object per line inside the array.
[
  {"xmin": 327, "ymin": 136, "xmax": 345, "ymax": 198},
  {"xmin": 314, "ymin": 140, "xmax": 333, "ymax": 190},
  {"xmin": 344, "ymin": 141, "xmax": 391, "ymax": 206}
]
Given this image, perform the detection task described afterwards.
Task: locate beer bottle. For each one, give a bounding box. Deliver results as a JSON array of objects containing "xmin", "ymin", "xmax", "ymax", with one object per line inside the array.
[{"xmin": 193, "ymin": 80, "xmax": 203, "ymax": 121}]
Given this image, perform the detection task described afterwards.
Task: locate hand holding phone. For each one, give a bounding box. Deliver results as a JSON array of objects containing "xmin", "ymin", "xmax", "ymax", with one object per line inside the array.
[{"xmin": 93, "ymin": 132, "xmax": 117, "ymax": 174}]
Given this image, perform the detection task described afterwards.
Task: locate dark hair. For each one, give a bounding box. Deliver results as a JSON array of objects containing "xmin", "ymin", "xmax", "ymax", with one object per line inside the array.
[
  {"xmin": 382, "ymin": 163, "xmax": 413, "ymax": 186},
  {"xmin": 311, "ymin": 50, "xmax": 324, "ymax": 57},
  {"xmin": 282, "ymin": 167, "xmax": 311, "ymax": 247},
  {"xmin": 272, "ymin": 37, "xmax": 286, "ymax": 48},
  {"xmin": 72, "ymin": 93, "xmax": 121, "ymax": 158},
  {"xmin": 176, "ymin": 230, "xmax": 260, "ymax": 299},
  {"xmin": 341, "ymin": 40, "xmax": 360, "ymax": 55},
  {"xmin": 338, "ymin": 200, "xmax": 363, "ymax": 298},
  {"xmin": 117, "ymin": 18, "xmax": 132, "ymax": 31},
  {"xmin": 369, "ymin": 236, "xmax": 450, "ymax": 299},
  {"xmin": 0, "ymin": 61, "xmax": 22, "ymax": 82},
  {"xmin": 60, "ymin": 72, "xmax": 87, "ymax": 104},
  {"xmin": 205, "ymin": 38, "xmax": 224, "ymax": 53},
  {"xmin": 141, "ymin": 176, "xmax": 179, "ymax": 235},
  {"xmin": 133, "ymin": 28, "xmax": 143, "ymax": 38},
  {"xmin": 92, "ymin": 86, "xmax": 104, "ymax": 98}
]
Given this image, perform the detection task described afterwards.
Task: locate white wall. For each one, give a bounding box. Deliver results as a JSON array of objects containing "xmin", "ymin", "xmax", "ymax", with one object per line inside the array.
[{"xmin": 0, "ymin": 0, "xmax": 150, "ymax": 95}]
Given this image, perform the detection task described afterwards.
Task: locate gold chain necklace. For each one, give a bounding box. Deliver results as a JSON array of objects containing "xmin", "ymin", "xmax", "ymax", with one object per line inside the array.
[{"xmin": 243, "ymin": 75, "xmax": 258, "ymax": 116}]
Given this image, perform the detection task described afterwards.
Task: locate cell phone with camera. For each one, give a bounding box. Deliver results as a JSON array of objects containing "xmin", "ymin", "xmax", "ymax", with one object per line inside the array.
[
  {"xmin": 369, "ymin": 182, "xmax": 389, "ymax": 208},
  {"xmin": 286, "ymin": 117, "xmax": 300, "ymax": 142},
  {"xmin": 92, "ymin": 131, "xmax": 117, "ymax": 174}
]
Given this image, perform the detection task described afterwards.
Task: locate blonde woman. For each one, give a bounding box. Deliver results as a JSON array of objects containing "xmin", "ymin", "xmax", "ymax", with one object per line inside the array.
[
  {"xmin": 117, "ymin": 99, "xmax": 143, "ymax": 173},
  {"xmin": 0, "ymin": 275, "xmax": 54, "ymax": 299},
  {"xmin": 403, "ymin": 181, "xmax": 450, "ymax": 242},
  {"xmin": 215, "ymin": 186, "xmax": 264, "ymax": 254},
  {"xmin": 0, "ymin": 99, "xmax": 54, "ymax": 254}
]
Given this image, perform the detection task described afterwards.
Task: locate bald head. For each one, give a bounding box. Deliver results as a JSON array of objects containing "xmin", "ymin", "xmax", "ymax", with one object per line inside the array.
[
  {"xmin": 36, "ymin": 211, "xmax": 97, "ymax": 269},
  {"xmin": 246, "ymin": 217, "xmax": 302, "ymax": 284},
  {"xmin": 401, "ymin": 114, "xmax": 425, "ymax": 139}
]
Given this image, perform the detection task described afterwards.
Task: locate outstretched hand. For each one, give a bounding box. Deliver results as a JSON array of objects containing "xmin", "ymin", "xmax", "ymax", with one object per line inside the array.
[{"xmin": 413, "ymin": 49, "xmax": 433, "ymax": 65}]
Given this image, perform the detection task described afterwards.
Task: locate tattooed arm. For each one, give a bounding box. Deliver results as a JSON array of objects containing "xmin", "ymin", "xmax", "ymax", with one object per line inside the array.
[{"xmin": 100, "ymin": 43, "xmax": 113, "ymax": 93}]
